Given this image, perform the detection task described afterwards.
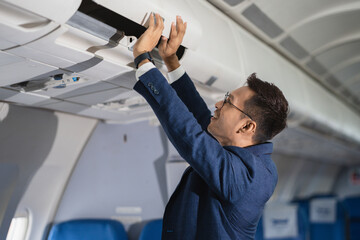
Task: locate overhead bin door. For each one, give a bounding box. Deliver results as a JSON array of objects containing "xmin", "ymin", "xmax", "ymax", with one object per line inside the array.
[
  {"xmin": 0, "ymin": 1, "xmax": 59, "ymax": 49},
  {"xmin": 92, "ymin": 0, "xmax": 202, "ymax": 51}
]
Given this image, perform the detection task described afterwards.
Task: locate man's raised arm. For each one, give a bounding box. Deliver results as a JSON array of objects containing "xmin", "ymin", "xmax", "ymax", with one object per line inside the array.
[
  {"xmin": 131, "ymin": 15, "xmax": 254, "ymax": 201},
  {"xmin": 158, "ymin": 16, "xmax": 212, "ymax": 131}
]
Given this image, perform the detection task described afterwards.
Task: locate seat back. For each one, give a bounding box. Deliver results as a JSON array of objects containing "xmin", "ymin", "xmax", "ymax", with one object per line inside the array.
[
  {"xmin": 255, "ymin": 203, "xmax": 307, "ymax": 240},
  {"xmin": 48, "ymin": 219, "xmax": 128, "ymax": 240},
  {"xmin": 308, "ymin": 197, "xmax": 345, "ymax": 240},
  {"xmin": 138, "ymin": 219, "xmax": 162, "ymax": 240},
  {"xmin": 342, "ymin": 196, "xmax": 360, "ymax": 240}
]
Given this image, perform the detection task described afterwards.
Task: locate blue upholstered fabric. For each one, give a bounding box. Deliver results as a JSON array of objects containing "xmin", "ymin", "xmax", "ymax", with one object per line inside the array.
[
  {"xmin": 342, "ymin": 196, "xmax": 360, "ymax": 217},
  {"xmin": 342, "ymin": 196, "xmax": 360, "ymax": 240},
  {"xmin": 310, "ymin": 202, "xmax": 345, "ymax": 240},
  {"xmin": 294, "ymin": 195, "xmax": 345, "ymax": 240},
  {"xmin": 47, "ymin": 219, "xmax": 128, "ymax": 240},
  {"xmin": 139, "ymin": 219, "xmax": 162, "ymax": 240}
]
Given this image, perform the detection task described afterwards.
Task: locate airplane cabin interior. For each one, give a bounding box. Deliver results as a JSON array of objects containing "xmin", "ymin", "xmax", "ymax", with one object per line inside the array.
[{"xmin": 1, "ymin": 0, "xmax": 360, "ymax": 239}]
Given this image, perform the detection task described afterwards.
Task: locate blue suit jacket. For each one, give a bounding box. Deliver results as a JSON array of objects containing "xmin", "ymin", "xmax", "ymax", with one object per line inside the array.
[{"xmin": 134, "ymin": 68, "xmax": 278, "ymax": 240}]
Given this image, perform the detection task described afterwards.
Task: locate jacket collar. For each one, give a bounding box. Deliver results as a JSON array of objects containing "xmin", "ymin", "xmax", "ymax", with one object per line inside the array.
[
  {"xmin": 224, "ymin": 142, "xmax": 273, "ymax": 157},
  {"xmin": 244, "ymin": 142, "xmax": 273, "ymax": 156}
]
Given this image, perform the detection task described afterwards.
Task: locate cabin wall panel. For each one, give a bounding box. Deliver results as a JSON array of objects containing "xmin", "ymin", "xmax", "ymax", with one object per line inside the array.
[
  {"xmin": 54, "ymin": 121, "xmax": 172, "ymax": 240},
  {"xmin": 0, "ymin": 105, "xmax": 58, "ymax": 239},
  {"xmin": 0, "ymin": 105, "xmax": 96, "ymax": 240}
]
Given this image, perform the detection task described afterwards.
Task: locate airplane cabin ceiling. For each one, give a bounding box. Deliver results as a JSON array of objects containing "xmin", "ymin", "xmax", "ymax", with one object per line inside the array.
[
  {"xmin": 208, "ymin": 0, "xmax": 360, "ymax": 113},
  {"xmin": 1, "ymin": 0, "xmax": 360, "ymax": 164}
]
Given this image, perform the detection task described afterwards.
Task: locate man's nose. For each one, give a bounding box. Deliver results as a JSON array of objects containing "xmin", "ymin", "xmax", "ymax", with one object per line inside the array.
[{"xmin": 215, "ymin": 100, "xmax": 223, "ymax": 109}]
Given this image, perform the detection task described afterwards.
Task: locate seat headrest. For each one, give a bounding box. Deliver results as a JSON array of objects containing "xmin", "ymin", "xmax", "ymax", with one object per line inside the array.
[
  {"xmin": 139, "ymin": 219, "xmax": 163, "ymax": 240},
  {"xmin": 263, "ymin": 203, "xmax": 299, "ymax": 239},
  {"xmin": 48, "ymin": 219, "xmax": 128, "ymax": 240},
  {"xmin": 310, "ymin": 198, "xmax": 337, "ymax": 223}
]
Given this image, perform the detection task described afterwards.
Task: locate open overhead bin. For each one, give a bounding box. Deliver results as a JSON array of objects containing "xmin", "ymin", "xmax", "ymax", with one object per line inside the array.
[{"xmin": 0, "ymin": 0, "xmax": 359, "ymax": 161}]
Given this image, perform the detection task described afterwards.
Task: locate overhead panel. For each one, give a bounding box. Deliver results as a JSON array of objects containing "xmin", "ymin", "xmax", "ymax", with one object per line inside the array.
[
  {"xmin": 0, "ymin": 52, "xmax": 58, "ymax": 87},
  {"xmin": 316, "ymin": 41, "xmax": 360, "ymax": 69},
  {"xmin": 242, "ymin": 4, "xmax": 283, "ymax": 39},
  {"xmin": 65, "ymin": 87, "xmax": 128, "ymax": 105},
  {"xmin": 325, "ymin": 76, "xmax": 341, "ymax": 89},
  {"xmin": 0, "ymin": 87, "xmax": 56, "ymax": 106},
  {"xmin": 334, "ymin": 62, "xmax": 360, "ymax": 84},
  {"xmin": 0, "ymin": 0, "xmax": 144, "ymax": 121},
  {"xmin": 279, "ymin": 37, "xmax": 308, "ymax": 60},
  {"xmin": 306, "ymin": 58, "xmax": 327, "ymax": 76},
  {"xmin": 253, "ymin": 0, "xmax": 342, "ymax": 30},
  {"xmin": 33, "ymin": 81, "xmax": 118, "ymax": 99},
  {"xmin": 224, "ymin": 0, "xmax": 243, "ymax": 6},
  {"xmin": 40, "ymin": 101, "xmax": 88, "ymax": 114},
  {"xmin": 0, "ymin": 1, "xmax": 59, "ymax": 49},
  {"xmin": 92, "ymin": 0, "xmax": 202, "ymax": 50},
  {"xmin": 291, "ymin": 10, "xmax": 360, "ymax": 53},
  {"xmin": 66, "ymin": 11, "xmax": 123, "ymax": 43},
  {"xmin": 3, "ymin": 0, "xmax": 82, "ymax": 24},
  {"xmin": 207, "ymin": 0, "xmax": 360, "ymax": 112}
]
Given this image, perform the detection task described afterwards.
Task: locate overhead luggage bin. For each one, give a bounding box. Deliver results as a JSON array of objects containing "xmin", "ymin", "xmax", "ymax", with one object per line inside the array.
[
  {"xmin": 6, "ymin": 24, "xmax": 134, "ymax": 82},
  {"xmin": 0, "ymin": 0, "xmax": 80, "ymax": 49},
  {"xmin": 92, "ymin": 0, "xmax": 202, "ymax": 51},
  {"xmin": 2, "ymin": 0, "xmax": 81, "ymax": 24}
]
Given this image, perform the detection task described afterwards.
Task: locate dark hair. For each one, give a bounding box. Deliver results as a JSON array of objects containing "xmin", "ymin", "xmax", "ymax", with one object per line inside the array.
[{"xmin": 244, "ymin": 73, "xmax": 289, "ymax": 143}]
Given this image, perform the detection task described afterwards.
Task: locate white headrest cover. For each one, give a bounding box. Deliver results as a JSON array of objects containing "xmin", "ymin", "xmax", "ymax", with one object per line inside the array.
[
  {"xmin": 310, "ymin": 198, "xmax": 336, "ymax": 223},
  {"xmin": 263, "ymin": 204, "xmax": 298, "ymax": 238}
]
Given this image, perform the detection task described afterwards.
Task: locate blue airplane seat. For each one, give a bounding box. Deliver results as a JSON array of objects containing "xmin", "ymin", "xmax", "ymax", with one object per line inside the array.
[
  {"xmin": 294, "ymin": 195, "xmax": 346, "ymax": 240},
  {"xmin": 308, "ymin": 196, "xmax": 345, "ymax": 240},
  {"xmin": 138, "ymin": 219, "xmax": 162, "ymax": 240},
  {"xmin": 342, "ymin": 196, "xmax": 360, "ymax": 240},
  {"xmin": 292, "ymin": 198, "xmax": 311, "ymax": 235},
  {"xmin": 47, "ymin": 219, "xmax": 128, "ymax": 240},
  {"xmin": 255, "ymin": 203, "xmax": 307, "ymax": 240}
]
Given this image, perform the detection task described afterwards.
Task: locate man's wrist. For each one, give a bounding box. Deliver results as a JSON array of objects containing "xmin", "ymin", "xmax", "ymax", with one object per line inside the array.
[
  {"xmin": 138, "ymin": 59, "xmax": 150, "ymax": 68},
  {"xmin": 163, "ymin": 55, "xmax": 180, "ymax": 72},
  {"xmin": 135, "ymin": 61, "xmax": 156, "ymax": 82},
  {"xmin": 133, "ymin": 50, "xmax": 147, "ymax": 59},
  {"xmin": 134, "ymin": 52, "xmax": 154, "ymax": 68}
]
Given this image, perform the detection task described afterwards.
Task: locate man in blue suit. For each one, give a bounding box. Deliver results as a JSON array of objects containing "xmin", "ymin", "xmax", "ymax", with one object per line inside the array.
[{"xmin": 132, "ymin": 13, "xmax": 289, "ymax": 239}]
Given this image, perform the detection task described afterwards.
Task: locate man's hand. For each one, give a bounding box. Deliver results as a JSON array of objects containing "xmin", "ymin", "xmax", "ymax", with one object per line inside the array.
[
  {"xmin": 133, "ymin": 13, "xmax": 164, "ymax": 64},
  {"xmin": 159, "ymin": 16, "xmax": 187, "ymax": 72}
]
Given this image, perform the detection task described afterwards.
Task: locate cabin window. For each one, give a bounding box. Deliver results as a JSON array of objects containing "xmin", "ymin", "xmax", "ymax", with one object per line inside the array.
[{"xmin": 6, "ymin": 216, "xmax": 28, "ymax": 240}]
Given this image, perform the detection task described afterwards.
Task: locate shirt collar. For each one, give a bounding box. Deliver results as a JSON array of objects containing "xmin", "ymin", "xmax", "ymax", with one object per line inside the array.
[
  {"xmin": 223, "ymin": 142, "xmax": 273, "ymax": 157},
  {"xmin": 244, "ymin": 142, "xmax": 273, "ymax": 156}
]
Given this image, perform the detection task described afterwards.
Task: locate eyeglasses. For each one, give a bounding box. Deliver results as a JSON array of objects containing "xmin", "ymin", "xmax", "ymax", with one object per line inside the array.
[{"xmin": 222, "ymin": 92, "xmax": 254, "ymax": 121}]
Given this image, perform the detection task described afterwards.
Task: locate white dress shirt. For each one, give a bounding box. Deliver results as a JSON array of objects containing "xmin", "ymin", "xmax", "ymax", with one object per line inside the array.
[{"xmin": 135, "ymin": 62, "xmax": 185, "ymax": 84}]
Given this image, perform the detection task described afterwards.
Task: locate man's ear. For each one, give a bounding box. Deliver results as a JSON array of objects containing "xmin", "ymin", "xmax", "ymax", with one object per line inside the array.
[{"xmin": 237, "ymin": 120, "xmax": 256, "ymax": 134}]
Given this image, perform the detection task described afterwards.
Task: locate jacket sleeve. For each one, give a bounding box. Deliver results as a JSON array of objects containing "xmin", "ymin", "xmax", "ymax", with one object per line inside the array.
[
  {"xmin": 170, "ymin": 72, "xmax": 211, "ymax": 131},
  {"xmin": 134, "ymin": 68, "xmax": 254, "ymax": 201}
]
